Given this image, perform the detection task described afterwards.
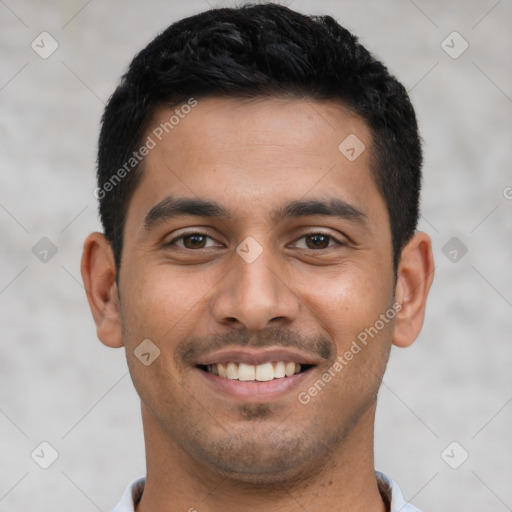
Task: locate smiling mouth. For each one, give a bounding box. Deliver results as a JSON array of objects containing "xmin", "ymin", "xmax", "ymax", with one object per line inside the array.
[{"xmin": 197, "ymin": 362, "xmax": 315, "ymax": 382}]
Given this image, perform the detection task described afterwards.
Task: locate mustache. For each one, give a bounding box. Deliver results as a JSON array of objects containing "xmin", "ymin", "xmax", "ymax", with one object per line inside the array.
[{"xmin": 176, "ymin": 326, "xmax": 334, "ymax": 365}]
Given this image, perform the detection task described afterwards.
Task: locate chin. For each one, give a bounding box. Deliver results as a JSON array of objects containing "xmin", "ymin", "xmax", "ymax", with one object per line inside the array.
[{"xmin": 188, "ymin": 427, "xmax": 335, "ymax": 487}]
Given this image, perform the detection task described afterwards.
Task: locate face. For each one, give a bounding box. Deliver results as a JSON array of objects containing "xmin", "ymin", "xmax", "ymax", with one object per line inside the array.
[{"xmin": 116, "ymin": 97, "xmax": 398, "ymax": 482}]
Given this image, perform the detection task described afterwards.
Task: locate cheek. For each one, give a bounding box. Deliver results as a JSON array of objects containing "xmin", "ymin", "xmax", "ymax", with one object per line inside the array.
[
  {"xmin": 119, "ymin": 269, "xmax": 197, "ymax": 411},
  {"xmin": 303, "ymin": 272, "xmax": 394, "ymax": 410},
  {"xmin": 120, "ymin": 266, "xmax": 212, "ymax": 344},
  {"xmin": 299, "ymin": 265, "xmax": 393, "ymax": 352}
]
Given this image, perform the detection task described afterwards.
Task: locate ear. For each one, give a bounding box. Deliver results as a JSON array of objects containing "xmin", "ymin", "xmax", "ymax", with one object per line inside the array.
[
  {"xmin": 392, "ymin": 231, "xmax": 435, "ymax": 348},
  {"xmin": 80, "ymin": 232, "xmax": 124, "ymax": 348}
]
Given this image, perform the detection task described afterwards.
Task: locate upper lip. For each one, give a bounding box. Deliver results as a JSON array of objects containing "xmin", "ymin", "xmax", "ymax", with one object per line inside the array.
[{"xmin": 195, "ymin": 347, "xmax": 322, "ymax": 366}]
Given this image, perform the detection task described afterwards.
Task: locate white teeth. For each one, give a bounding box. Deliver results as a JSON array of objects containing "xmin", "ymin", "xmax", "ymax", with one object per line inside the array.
[
  {"xmin": 255, "ymin": 362, "xmax": 274, "ymax": 381},
  {"xmin": 217, "ymin": 363, "xmax": 227, "ymax": 378},
  {"xmin": 274, "ymin": 361, "xmax": 286, "ymax": 378},
  {"xmin": 227, "ymin": 362, "xmax": 238, "ymax": 379},
  {"xmin": 238, "ymin": 363, "xmax": 256, "ymax": 381},
  {"xmin": 285, "ymin": 362, "xmax": 296, "ymax": 377},
  {"xmin": 205, "ymin": 361, "xmax": 304, "ymax": 381}
]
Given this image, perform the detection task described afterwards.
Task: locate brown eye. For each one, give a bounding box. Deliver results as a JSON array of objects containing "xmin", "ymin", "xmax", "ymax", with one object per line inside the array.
[
  {"xmin": 182, "ymin": 234, "xmax": 208, "ymax": 249},
  {"xmin": 168, "ymin": 233, "xmax": 217, "ymax": 249},
  {"xmin": 296, "ymin": 233, "xmax": 343, "ymax": 250},
  {"xmin": 304, "ymin": 234, "xmax": 332, "ymax": 249}
]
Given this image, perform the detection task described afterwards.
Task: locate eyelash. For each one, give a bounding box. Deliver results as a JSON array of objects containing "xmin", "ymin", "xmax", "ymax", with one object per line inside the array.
[{"xmin": 166, "ymin": 231, "xmax": 344, "ymax": 250}]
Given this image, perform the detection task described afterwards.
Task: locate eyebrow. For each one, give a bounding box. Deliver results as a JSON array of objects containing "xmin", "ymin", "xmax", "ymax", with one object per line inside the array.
[{"xmin": 143, "ymin": 196, "xmax": 367, "ymax": 231}]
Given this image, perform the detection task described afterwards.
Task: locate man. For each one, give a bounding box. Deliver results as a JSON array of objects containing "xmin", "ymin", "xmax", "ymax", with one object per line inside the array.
[{"xmin": 81, "ymin": 3, "xmax": 434, "ymax": 511}]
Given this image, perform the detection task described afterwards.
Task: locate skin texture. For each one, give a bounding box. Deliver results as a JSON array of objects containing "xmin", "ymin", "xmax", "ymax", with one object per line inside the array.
[{"xmin": 81, "ymin": 97, "xmax": 434, "ymax": 512}]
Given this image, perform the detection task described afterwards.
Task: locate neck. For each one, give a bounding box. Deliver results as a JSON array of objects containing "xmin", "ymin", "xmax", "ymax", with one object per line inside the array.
[{"xmin": 136, "ymin": 401, "xmax": 386, "ymax": 512}]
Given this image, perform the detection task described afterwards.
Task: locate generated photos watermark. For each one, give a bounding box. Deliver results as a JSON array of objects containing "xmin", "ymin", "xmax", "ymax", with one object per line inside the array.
[
  {"xmin": 93, "ymin": 97, "xmax": 198, "ymax": 200},
  {"xmin": 298, "ymin": 302, "xmax": 402, "ymax": 405}
]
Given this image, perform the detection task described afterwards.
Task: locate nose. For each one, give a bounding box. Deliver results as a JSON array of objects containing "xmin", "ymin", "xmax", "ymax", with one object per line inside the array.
[{"xmin": 211, "ymin": 242, "xmax": 300, "ymax": 331}]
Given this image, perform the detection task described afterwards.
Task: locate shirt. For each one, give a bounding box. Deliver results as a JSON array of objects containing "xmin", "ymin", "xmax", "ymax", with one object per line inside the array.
[{"xmin": 111, "ymin": 471, "xmax": 421, "ymax": 511}]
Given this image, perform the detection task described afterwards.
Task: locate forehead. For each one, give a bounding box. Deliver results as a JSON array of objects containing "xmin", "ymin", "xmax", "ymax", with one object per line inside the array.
[
  {"xmin": 126, "ymin": 96, "xmax": 386, "ymax": 230},
  {"xmin": 146, "ymin": 96, "xmax": 371, "ymax": 165}
]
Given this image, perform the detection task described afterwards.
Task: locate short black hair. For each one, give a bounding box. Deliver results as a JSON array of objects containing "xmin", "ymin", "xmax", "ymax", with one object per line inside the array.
[{"xmin": 96, "ymin": 2, "xmax": 422, "ymax": 273}]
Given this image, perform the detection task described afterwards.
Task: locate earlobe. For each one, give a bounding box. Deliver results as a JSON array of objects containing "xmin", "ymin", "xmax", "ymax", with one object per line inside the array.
[
  {"xmin": 392, "ymin": 231, "xmax": 435, "ymax": 348},
  {"xmin": 80, "ymin": 232, "xmax": 124, "ymax": 348}
]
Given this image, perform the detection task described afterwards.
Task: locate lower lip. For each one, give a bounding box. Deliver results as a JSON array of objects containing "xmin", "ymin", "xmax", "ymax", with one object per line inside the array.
[{"xmin": 196, "ymin": 367, "xmax": 314, "ymax": 401}]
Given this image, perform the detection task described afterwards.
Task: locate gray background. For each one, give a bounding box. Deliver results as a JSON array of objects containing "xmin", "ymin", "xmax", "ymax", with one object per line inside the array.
[{"xmin": 1, "ymin": 0, "xmax": 511, "ymax": 510}]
